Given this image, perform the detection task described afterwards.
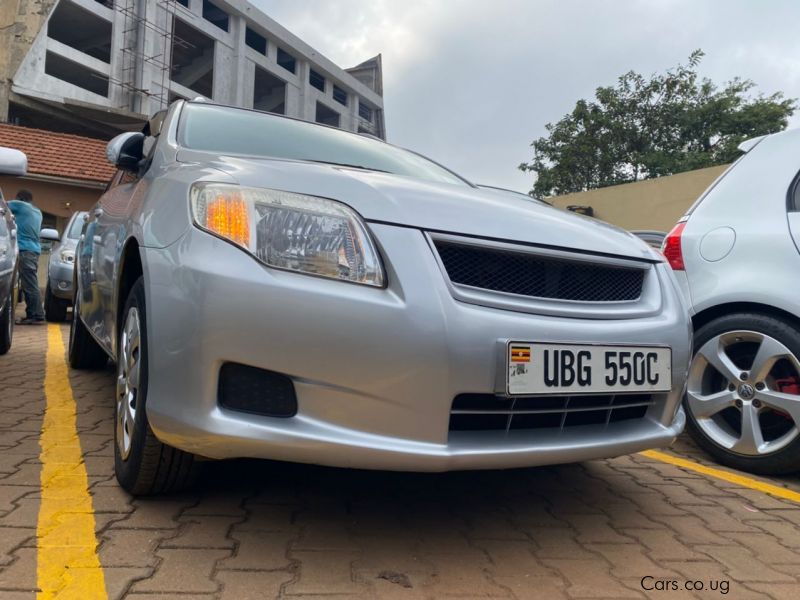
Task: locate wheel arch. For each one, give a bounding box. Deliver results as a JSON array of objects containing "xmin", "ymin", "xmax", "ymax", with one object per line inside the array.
[
  {"xmin": 115, "ymin": 238, "xmax": 144, "ymax": 355},
  {"xmin": 693, "ymin": 301, "xmax": 800, "ymax": 332}
]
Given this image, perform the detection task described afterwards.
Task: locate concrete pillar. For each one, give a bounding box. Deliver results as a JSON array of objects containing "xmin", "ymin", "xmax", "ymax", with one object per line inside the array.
[{"xmin": 0, "ymin": 0, "xmax": 58, "ymax": 121}]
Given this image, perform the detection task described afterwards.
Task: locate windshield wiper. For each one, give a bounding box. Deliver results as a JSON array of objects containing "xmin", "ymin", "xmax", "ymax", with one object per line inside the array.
[{"xmin": 305, "ymin": 159, "xmax": 391, "ymax": 174}]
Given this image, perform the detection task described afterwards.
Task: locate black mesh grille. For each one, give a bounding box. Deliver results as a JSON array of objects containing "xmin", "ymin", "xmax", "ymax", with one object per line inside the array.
[
  {"xmin": 434, "ymin": 241, "xmax": 645, "ymax": 302},
  {"xmin": 218, "ymin": 363, "xmax": 297, "ymax": 418},
  {"xmin": 449, "ymin": 393, "xmax": 653, "ymax": 432}
]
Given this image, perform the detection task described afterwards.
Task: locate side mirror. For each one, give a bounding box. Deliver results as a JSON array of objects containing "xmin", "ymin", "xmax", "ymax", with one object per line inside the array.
[
  {"xmin": 0, "ymin": 147, "xmax": 27, "ymax": 176},
  {"xmin": 106, "ymin": 132, "xmax": 145, "ymax": 171},
  {"xmin": 40, "ymin": 228, "xmax": 60, "ymax": 242}
]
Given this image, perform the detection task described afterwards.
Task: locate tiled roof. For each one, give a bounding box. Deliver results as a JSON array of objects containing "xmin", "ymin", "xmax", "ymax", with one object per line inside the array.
[{"xmin": 0, "ymin": 123, "xmax": 116, "ymax": 184}]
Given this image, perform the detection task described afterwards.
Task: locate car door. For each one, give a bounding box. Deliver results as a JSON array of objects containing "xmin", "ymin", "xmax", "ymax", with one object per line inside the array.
[{"xmin": 82, "ymin": 169, "xmax": 140, "ymax": 351}]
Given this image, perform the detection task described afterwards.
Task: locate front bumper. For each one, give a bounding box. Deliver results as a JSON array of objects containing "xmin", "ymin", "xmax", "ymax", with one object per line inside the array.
[
  {"xmin": 143, "ymin": 224, "xmax": 691, "ymax": 471},
  {"xmin": 47, "ymin": 260, "xmax": 74, "ymax": 300}
]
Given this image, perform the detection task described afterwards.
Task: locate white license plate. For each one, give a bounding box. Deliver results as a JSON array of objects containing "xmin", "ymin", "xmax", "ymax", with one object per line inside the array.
[{"xmin": 507, "ymin": 342, "xmax": 672, "ymax": 395}]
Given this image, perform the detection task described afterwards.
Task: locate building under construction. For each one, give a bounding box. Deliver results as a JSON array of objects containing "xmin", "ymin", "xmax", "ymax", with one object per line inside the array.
[{"xmin": 0, "ymin": 0, "xmax": 386, "ymax": 140}]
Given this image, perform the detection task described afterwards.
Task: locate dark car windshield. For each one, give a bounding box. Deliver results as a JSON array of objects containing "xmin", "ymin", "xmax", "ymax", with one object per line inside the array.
[
  {"xmin": 67, "ymin": 213, "xmax": 86, "ymax": 239},
  {"xmin": 179, "ymin": 103, "xmax": 467, "ymax": 186}
]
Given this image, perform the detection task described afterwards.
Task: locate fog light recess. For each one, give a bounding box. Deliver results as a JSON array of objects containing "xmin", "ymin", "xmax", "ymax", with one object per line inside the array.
[{"xmin": 218, "ymin": 363, "xmax": 297, "ymax": 418}]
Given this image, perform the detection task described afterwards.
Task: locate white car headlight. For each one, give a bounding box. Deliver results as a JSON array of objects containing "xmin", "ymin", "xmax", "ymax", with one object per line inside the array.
[
  {"xmin": 60, "ymin": 249, "xmax": 75, "ymax": 264},
  {"xmin": 190, "ymin": 183, "xmax": 384, "ymax": 287}
]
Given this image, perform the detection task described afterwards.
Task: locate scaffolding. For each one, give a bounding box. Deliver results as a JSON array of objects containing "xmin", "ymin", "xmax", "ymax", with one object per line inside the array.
[{"xmin": 113, "ymin": 0, "xmax": 195, "ymax": 113}]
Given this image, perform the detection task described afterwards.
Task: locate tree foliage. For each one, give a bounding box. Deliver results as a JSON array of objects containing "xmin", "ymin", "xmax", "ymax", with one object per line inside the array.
[{"xmin": 520, "ymin": 50, "xmax": 797, "ymax": 197}]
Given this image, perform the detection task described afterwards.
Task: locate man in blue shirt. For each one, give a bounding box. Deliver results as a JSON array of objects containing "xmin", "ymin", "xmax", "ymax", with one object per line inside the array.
[{"xmin": 8, "ymin": 190, "xmax": 44, "ymax": 324}]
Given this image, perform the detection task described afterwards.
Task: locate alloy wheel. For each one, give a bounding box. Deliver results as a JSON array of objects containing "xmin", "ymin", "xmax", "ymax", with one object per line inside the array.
[
  {"xmin": 687, "ymin": 330, "xmax": 800, "ymax": 456},
  {"xmin": 116, "ymin": 307, "xmax": 142, "ymax": 460}
]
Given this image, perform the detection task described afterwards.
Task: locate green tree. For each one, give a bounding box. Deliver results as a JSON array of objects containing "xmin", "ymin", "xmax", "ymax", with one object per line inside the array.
[{"xmin": 520, "ymin": 50, "xmax": 797, "ymax": 197}]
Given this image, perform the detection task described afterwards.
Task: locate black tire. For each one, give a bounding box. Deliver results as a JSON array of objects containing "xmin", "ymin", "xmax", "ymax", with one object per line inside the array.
[
  {"xmin": 685, "ymin": 312, "xmax": 800, "ymax": 475},
  {"xmin": 68, "ymin": 288, "xmax": 108, "ymax": 369},
  {"xmin": 0, "ymin": 290, "xmax": 13, "ymax": 355},
  {"xmin": 114, "ymin": 277, "xmax": 199, "ymax": 495},
  {"xmin": 44, "ymin": 282, "xmax": 68, "ymax": 322}
]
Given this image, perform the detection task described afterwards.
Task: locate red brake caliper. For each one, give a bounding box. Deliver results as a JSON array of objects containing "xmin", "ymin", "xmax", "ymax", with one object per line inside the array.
[{"xmin": 772, "ymin": 377, "xmax": 800, "ymax": 420}]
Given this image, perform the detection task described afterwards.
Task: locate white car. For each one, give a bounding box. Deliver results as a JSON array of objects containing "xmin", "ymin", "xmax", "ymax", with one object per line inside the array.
[{"xmin": 664, "ymin": 129, "xmax": 800, "ymax": 474}]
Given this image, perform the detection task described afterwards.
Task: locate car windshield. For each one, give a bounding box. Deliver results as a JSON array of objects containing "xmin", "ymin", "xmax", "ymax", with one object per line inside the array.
[
  {"xmin": 67, "ymin": 213, "xmax": 85, "ymax": 239},
  {"xmin": 179, "ymin": 103, "xmax": 468, "ymax": 186}
]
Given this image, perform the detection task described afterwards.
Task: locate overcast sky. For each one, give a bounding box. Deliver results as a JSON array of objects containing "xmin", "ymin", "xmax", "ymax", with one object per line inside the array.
[{"xmin": 253, "ymin": 0, "xmax": 800, "ymax": 193}]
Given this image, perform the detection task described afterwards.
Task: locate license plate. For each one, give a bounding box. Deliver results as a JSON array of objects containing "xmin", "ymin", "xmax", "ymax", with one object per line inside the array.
[{"xmin": 507, "ymin": 342, "xmax": 672, "ymax": 395}]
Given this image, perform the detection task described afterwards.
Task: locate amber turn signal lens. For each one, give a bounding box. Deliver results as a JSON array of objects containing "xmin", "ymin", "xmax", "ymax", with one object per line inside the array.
[{"xmin": 205, "ymin": 192, "xmax": 250, "ymax": 248}]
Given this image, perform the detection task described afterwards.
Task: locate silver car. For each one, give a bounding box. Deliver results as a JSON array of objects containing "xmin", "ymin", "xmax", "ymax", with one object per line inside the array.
[
  {"xmin": 44, "ymin": 210, "xmax": 87, "ymax": 322},
  {"xmin": 70, "ymin": 100, "xmax": 691, "ymax": 495},
  {"xmin": 0, "ymin": 147, "xmax": 27, "ymax": 355},
  {"xmin": 665, "ymin": 129, "xmax": 800, "ymax": 474}
]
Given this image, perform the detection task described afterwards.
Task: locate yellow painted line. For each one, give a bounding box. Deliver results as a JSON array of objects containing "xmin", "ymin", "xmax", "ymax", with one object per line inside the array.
[
  {"xmin": 37, "ymin": 325, "xmax": 107, "ymax": 599},
  {"xmin": 640, "ymin": 449, "xmax": 800, "ymax": 505}
]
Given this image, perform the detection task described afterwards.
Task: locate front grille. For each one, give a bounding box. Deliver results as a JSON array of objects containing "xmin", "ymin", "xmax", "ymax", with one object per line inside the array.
[
  {"xmin": 434, "ymin": 241, "xmax": 645, "ymax": 302},
  {"xmin": 449, "ymin": 393, "xmax": 654, "ymax": 432}
]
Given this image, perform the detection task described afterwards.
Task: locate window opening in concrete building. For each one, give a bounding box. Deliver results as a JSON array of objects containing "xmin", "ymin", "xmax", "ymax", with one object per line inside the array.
[
  {"xmin": 202, "ymin": 0, "xmax": 229, "ymax": 31},
  {"xmin": 45, "ymin": 51, "xmax": 109, "ymax": 96},
  {"xmin": 358, "ymin": 101, "xmax": 373, "ymax": 122},
  {"xmin": 277, "ymin": 48, "xmax": 296, "ymax": 74},
  {"xmin": 48, "ymin": 0, "xmax": 112, "ymax": 63},
  {"xmin": 94, "ymin": 1, "xmax": 114, "ymax": 7},
  {"xmin": 245, "ymin": 27, "xmax": 267, "ymax": 55},
  {"xmin": 333, "ymin": 85, "xmax": 348, "ymax": 106},
  {"xmin": 309, "ymin": 69, "xmax": 325, "ymax": 92},
  {"xmin": 315, "ymin": 102, "xmax": 340, "ymax": 127},
  {"xmin": 174, "ymin": 0, "xmax": 189, "ymax": 6},
  {"xmin": 171, "ymin": 18, "xmax": 215, "ymax": 98},
  {"xmin": 253, "ymin": 67, "xmax": 286, "ymax": 114}
]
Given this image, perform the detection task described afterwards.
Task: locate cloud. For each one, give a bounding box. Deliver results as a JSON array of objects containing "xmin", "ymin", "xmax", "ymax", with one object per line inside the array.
[{"xmin": 254, "ymin": 0, "xmax": 800, "ymax": 193}]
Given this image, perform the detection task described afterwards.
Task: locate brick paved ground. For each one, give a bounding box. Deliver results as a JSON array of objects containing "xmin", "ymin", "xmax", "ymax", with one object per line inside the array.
[{"xmin": 1, "ymin": 321, "xmax": 799, "ymax": 599}]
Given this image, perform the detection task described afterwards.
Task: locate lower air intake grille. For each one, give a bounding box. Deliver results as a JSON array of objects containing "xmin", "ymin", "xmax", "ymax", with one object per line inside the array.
[
  {"xmin": 434, "ymin": 241, "xmax": 646, "ymax": 302},
  {"xmin": 449, "ymin": 393, "xmax": 653, "ymax": 432},
  {"xmin": 218, "ymin": 363, "xmax": 297, "ymax": 418}
]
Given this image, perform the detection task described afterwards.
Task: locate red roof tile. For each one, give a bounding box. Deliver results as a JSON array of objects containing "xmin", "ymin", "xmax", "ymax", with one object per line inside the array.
[{"xmin": 0, "ymin": 123, "xmax": 116, "ymax": 184}]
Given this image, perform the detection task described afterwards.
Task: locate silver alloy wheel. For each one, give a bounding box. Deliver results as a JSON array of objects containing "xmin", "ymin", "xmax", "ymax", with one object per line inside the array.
[
  {"xmin": 687, "ymin": 330, "xmax": 800, "ymax": 456},
  {"xmin": 116, "ymin": 307, "xmax": 141, "ymax": 460}
]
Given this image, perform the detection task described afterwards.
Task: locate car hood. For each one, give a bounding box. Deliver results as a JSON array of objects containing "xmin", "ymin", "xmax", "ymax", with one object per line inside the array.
[{"xmin": 178, "ymin": 151, "xmax": 656, "ymax": 261}]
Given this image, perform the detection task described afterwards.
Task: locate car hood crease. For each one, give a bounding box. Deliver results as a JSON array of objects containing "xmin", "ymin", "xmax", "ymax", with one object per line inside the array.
[{"xmin": 177, "ymin": 151, "xmax": 657, "ymax": 262}]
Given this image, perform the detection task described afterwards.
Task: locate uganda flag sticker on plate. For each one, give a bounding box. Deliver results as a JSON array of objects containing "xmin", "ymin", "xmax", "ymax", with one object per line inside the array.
[{"xmin": 510, "ymin": 345, "xmax": 531, "ymax": 363}]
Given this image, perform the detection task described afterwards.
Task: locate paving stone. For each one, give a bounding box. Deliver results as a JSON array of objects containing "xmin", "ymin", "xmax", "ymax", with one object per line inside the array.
[
  {"xmin": 284, "ymin": 550, "xmax": 369, "ymax": 596},
  {"xmin": 526, "ymin": 527, "xmax": 597, "ymax": 559},
  {"xmin": 0, "ymin": 547, "xmax": 37, "ymax": 591},
  {"xmin": 216, "ymin": 569, "xmax": 293, "ymax": 599},
  {"xmin": 97, "ymin": 529, "xmax": 165, "ymax": 568},
  {"xmin": 163, "ymin": 515, "xmax": 241, "ymax": 549},
  {"xmin": 0, "ymin": 527, "xmax": 35, "ymax": 566},
  {"xmin": 541, "ymin": 558, "xmax": 645, "ymax": 598},
  {"xmin": 131, "ymin": 548, "xmax": 231, "ymax": 594},
  {"xmin": 696, "ymin": 545, "xmax": 796, "ymax": 583},
  {"xmin": 103, "ymin": 566, "xmax": 152, "ymax": 600},
  {"xmin": 620, "ymin": 528, "xmax": 710, "ymax": 562},
  {"xmin": 586, "ymin": 543, "xmax": 680, "ymax": 580},
  {"xmin": 219, "ymin": 529, "xmax": 295, "ymax": 571},
  {"xmin": 420, "ymin": 552, "xmax": 511, "ymax": 598}
]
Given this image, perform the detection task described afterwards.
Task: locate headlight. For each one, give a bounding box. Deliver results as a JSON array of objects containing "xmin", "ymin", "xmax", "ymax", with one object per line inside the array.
[
  {"xmin": 60, "ymin": 249, "xmax": 75, "ymax": 264},
  {"xmin": 190, "ymin": 183, "xmax": 384, "ymax": 287}
]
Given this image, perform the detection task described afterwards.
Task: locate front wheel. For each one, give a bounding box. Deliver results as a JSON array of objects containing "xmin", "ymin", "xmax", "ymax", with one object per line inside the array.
[
  {"xmin": 684, "ymin": 312, "xmax": 800, "ymax": 475},
  {"xmin": 44, "ymin": 282, "xmax": 68, "ymax": 322},
  {"xmin": 114, "ymin": 277, "xmax": 199, "ymax": 495}
]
